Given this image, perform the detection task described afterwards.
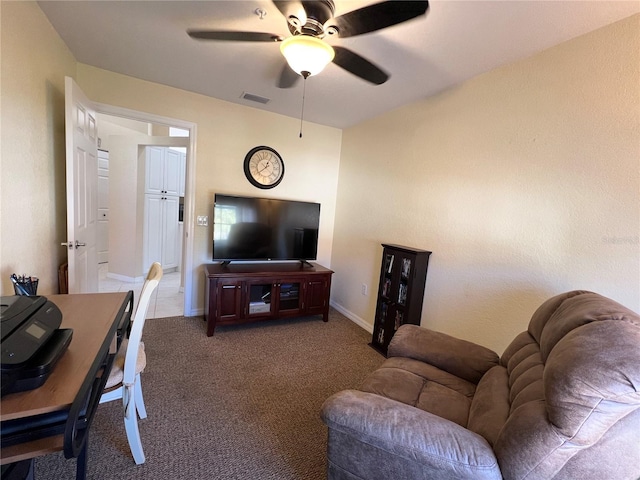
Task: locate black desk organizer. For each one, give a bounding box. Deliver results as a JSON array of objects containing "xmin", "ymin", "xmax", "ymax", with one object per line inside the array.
[{"xmin": 1, "ymin": 291, "xmax": 134, "ymax": 480}]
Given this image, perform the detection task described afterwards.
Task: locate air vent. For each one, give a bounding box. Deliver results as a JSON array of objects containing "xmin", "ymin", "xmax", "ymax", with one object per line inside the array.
[{"xmin": 241, "ymin": 92, "xmax": 270, "ymax": 105}]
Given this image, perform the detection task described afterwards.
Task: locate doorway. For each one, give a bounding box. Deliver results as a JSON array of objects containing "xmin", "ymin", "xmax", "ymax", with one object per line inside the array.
[
  {"xmin": 93, "ymin": 106, "xmax": 196, "ymax": 318},
  {"xmin": 98, "ymin": 264, "xmax": 182, "ymax": 318}
]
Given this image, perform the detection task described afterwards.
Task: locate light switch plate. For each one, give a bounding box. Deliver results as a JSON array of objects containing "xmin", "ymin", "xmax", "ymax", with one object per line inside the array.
[{"xmin": 197, "ymin": 215, "xmax": 208, "ymax": 226}]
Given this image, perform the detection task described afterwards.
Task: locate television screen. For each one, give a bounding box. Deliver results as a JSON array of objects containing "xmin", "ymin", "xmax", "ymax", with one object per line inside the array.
[{"xmin": 213, "ymin": 194, "xmax": 320, "ymax": 262}]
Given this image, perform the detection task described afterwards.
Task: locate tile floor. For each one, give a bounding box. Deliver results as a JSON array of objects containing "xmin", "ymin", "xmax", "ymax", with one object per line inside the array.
[{"xmin": 98, "ymin": 263, "xmax": 184, "ymax": 318}]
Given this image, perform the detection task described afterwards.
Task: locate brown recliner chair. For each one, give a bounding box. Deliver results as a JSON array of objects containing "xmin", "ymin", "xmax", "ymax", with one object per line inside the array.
[{"xmin": 321, "ymin": 291, "xmax": 640, "ymax": 479}]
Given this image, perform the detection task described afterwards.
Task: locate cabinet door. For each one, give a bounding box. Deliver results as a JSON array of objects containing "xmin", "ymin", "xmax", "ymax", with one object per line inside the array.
[
  {"xmin": 372, "ymin": 251, "xmax": 397, "ymax": 350},
  {"xmin": 145, "ymin": 146, "xmax": 165, "ymax": 194},
  {"xmin": 372, "ymin": 250, "xmax": 414, "ymax": 353},
  {"xmin": 179, "ymin": 152, "xmax": 186, "ymax": 197},
  {"xmin": 305, "ymin": 276, "xmax": 329, "ymax": 316},
  {"xmin": 143, "ymin": 194, "xmax": 164, "ymax": 272},
  {"xmin": 276, "ymin": 278, "xmax": 304, "ymax": 316},
  {"xmin": 216, "ymin": 280, "xmax": 243, "ymax": 321},
  {"xmin": 144, "ymin": 194, "xmax": 180, "ymax": 272},
  {"xmin": 246, "ymin": 280, "xmax": 275, "ymax": 318},
  {"xmin": 164, "ymin": 149, "xmax": 182, "ymax": 196},
  {"xmin": 373, "ymin": 299, "xmax": 403, "ymax": 353},
  {"xmin": 162, "ymin": 196, "xmax": 180, "ymax": 269}
]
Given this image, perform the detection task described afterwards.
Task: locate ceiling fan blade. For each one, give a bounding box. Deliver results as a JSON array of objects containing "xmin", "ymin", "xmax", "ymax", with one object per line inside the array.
[
  {"xmin": 277, "ymin": 63, "xmax": 301, "ymax": 89},
  {"xmin": 332, "ymin": 46, "xmax": 389, "ymax": 85},
  {"xmin": 332, "ymin": 1, "xmax": 429, "ymax": 38},
  {"xmin": 188, "ymin": 30, "xmax": 284, "ymax": 42}
]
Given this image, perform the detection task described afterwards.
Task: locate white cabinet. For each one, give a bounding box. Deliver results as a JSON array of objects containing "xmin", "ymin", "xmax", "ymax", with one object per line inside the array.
[
  {"xmin": 145, "ymin": 146, "xmax": 182, "ymax": 196},
  {"xmin": 143, "ymin": 147, "xmax": 184, "ymax": 273},
  {"xmin": 144, "ymin": 194, "xmax": 180, "ymax": 272}
]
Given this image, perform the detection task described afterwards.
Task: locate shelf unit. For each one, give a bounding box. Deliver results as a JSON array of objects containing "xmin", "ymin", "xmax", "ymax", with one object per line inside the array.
[{"xmin": 370, "ymin": 244, "xmax": 431, "ymax": 356}]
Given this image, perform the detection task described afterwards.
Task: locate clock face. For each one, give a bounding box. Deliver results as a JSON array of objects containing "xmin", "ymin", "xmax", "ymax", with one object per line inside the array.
[{"xmin": 244, "ymin": 146, "xmax": 285, "ymax": 189}]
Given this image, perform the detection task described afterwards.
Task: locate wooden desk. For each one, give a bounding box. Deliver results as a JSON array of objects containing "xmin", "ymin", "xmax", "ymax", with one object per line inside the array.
[{"xmin": 1, "ymin": 292, "xmax": 132, "ymax": 466}]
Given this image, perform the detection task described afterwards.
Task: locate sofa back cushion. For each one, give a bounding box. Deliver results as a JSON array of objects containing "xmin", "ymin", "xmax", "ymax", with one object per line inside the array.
[{"xmin": 492, "ymin": 291, "xmax": 640, "ymax": 480}]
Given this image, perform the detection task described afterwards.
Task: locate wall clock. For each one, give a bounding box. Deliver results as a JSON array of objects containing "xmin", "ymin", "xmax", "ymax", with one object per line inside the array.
[{"xmin": 243, "ymin": 146, "xmax": 285, "ymax": 189}]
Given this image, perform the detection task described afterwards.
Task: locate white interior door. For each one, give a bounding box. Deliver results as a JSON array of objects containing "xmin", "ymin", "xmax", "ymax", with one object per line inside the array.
[{"xmin": 65, "ymin": 76, "xmax": 98, "ymax": 293}]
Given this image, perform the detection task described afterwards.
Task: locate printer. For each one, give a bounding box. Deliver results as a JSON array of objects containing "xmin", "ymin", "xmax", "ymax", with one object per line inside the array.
[{"xmin": 1, "ymin": 295, "xmax": 72, "ymax": 396}]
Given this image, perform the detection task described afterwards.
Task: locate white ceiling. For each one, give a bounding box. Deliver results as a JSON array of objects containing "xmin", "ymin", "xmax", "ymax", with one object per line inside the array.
[{"xmin": 38, "ymin": 1, "xmax": 639, "ymax": 129}]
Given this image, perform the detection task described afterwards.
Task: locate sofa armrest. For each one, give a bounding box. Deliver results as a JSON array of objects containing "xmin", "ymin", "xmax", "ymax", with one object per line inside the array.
[
  {"xmin": 321, "ymin": 390, "xmax": 502, "ymax": 480},
  {"xmin": 388, "ymin": 324, "xmax": 499, "ymax": 384}
]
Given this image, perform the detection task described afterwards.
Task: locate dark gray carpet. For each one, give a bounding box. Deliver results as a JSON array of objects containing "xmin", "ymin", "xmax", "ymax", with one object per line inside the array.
[{"xmin": 34, "ymin": 309, "xmax": 384, "ymax": 479}]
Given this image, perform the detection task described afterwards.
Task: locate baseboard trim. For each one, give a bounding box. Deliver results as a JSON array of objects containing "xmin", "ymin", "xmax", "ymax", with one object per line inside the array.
[
  {"xmin": 330, "ymin": 301, "xmax": 373, "ymax": 334},
  {"xmin": 106, "ymin": 272, "xmax": 144, "ymax": 283}
]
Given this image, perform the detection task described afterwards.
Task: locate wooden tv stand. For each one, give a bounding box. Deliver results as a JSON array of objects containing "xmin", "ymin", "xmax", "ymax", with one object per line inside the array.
[{"xmin": 203, "ymin": 262, "xmax": 333, "ymax": 336}]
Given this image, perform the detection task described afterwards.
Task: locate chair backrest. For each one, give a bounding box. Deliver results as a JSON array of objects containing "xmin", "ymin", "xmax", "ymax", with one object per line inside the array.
[
  {"xmin": 122, "ymin": 262, "xmax": 163, "ymax": 386},
  {"xmin": 494, "ymin": 291, "xmax": 640, "ymax": 479}
]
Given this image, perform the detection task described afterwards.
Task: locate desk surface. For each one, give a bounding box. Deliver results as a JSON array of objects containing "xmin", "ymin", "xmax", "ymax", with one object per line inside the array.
[
  {"xmin": 1, "ymin": 292, "xmax": 129, "ymax": 421},
  {"xmin": 1, "ymin": 292, "xmax": 129, "ymax": 464}
]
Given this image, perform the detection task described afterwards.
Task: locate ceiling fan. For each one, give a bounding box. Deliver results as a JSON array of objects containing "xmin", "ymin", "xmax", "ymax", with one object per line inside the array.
[{"xmin": 188, "ymin": 0, "xmax": 429, "ymax": 88}]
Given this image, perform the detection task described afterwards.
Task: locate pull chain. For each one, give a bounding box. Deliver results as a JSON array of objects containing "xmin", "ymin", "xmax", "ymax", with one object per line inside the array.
[{"xmin": 299, "ymin": 71, "xmax": 310, "ymax": 138}]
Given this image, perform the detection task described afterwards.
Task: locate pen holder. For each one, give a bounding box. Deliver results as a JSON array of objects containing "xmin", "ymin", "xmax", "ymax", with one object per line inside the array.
[{"xmin": 11, "ymin": 274, "xmax": 39, "ymax": 296}]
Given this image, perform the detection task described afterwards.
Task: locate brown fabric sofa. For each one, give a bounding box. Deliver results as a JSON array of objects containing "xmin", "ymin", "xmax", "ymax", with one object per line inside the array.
[{"xmin": 321, "ymin": 290, "xmax": 640, "ymax": 479}]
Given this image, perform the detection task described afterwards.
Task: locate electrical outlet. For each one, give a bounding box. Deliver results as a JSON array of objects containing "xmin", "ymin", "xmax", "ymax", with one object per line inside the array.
[
  {"xmin": 361, "ymin": 283, "xmax": 368, "ymax": 296},
  {"xmin": 197, "ymin": 215, "xmax": 208, "ymax": 226}
]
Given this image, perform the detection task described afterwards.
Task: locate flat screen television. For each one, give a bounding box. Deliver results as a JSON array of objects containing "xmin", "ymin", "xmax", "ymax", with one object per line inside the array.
[{"xmin": 212, "ymin": 194, "xmax": 320, "ymax": 263}]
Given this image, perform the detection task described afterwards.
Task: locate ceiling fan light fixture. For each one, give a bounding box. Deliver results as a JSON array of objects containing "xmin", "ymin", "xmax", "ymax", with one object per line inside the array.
[{"xmin": 280, "ymin": 35, "xmax": 335, "ymax": 77}]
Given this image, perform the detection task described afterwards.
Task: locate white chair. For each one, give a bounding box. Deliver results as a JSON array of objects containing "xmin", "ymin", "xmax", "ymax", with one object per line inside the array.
[{"xmin": 100, "ymin": 262, "xmax": 162, "ymax": 465}]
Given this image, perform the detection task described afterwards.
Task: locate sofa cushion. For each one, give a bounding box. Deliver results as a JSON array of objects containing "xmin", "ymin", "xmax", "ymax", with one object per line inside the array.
[
  {"xmin": 467, "ymin": 365, "xmax": 510, "ymax": 446},
  {"xmin": 361, "ymin": 356, "xmax": 476, "ymax": 427},
  {"xmin": 389, "ymin": 325, "xmax": 499, "ymax": 384},
  {"xmin": 545, "ymin": 320, "xmax": 640, "ymax": 437},
  {"xmin": 322, "ymin": 390, "xmax": 503, "ymax": 480}
]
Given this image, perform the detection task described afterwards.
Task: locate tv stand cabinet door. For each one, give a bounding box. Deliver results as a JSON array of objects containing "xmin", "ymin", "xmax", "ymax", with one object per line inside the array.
[
  {"xmin": 305, "ymin": 274, "xmax": 332, "ymax": 321},
  {"xmin": 216, "ymin": 280, "xmax": 243, "ymax": 322},
  {"xmin": 274, "ymin": 277, "xmax": 305, "ymax": 317},
  {"xmin": 246, "ymin": 279, "xmax": 276, "ymax": 318}
]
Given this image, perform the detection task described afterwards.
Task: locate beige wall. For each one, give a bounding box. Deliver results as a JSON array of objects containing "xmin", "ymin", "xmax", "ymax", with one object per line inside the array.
[
  {"xmin": 331, "ymin": 15, "xmax": 640, "ymax": 353},
  {"xmin": 76, "ymin": 64, "xmax": 343, "ymax": 314},
  {"xmin": 97, "ymin": 114, "xmax": 151, "ymax": 151},
  {"xmin": 0, "ymin": 2, "xmax": 76, "ymax": 295},
  {"xmin": 106, "ymin": 134, "xmax": 150, "ymax": 280}
]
